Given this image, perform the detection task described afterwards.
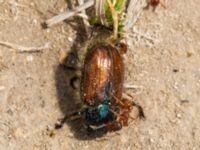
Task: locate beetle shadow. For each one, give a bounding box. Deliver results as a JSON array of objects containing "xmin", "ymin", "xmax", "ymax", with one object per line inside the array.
[{"xmin": 54, "ymin": 14, "xmax": 106, "ymax": 140}]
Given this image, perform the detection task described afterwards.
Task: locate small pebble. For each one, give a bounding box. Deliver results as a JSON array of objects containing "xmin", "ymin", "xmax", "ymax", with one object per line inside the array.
[
  {"xmin": 26, "ymin": 55, "xmax": 34, "ymax": 62},
  {"xmin": 173, "ymin": 69, "xmax": 179, "ymax": 73},
  {"xmin": 68, "ymin": 133, "xmax": 73, "ymax": 137},
  {"xmin": 46, "ymin": 125, "xmax": 53, "ymax": 131},
  {"xmin": 176, "ymin": 113, "xmax": 181, "ymax": 119},
  {"xmin": 150, "ymin": 138, "xmax": 155, "ymax": 143},
  {"xmin": 30, "ymin": 2, "xmax": 34, "ymax": 6},
  {"xmin": 32, "ymin": 19, "xmax": 38, "ymax": 25},
  {"xmin": 187, "ymin": 51, "xmax": 193, "ymax": 57},
  {"xmin": 68, "ymin": 37, "xmax": 73, "ymax": 42},
  {"xmin": 46, "ymin": 29, "xmax": 50, "ymax": 33},
  {"xmin": 0, "ymin": 85, "xmax": 5, "ymax": 91},
  {"xmin": 180, "ymin": 99, "xmax": 189, "ymax": 104}
]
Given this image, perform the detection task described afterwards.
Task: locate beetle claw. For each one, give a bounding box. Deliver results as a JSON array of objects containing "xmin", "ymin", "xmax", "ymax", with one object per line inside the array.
[{"xmin": 132, "ymin": 102, "xmax": 145, "ymax": 119}]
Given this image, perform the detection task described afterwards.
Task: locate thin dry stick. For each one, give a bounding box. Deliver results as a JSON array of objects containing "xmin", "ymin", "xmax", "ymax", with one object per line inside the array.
[
  {"xmin": 123, "ymin": 84, "xmax": 144, "ymax": 95},
  {"xmin": 106, "ymin": 0, "xmax": 118, "ymax": 39},
  {"xmin": 0, "ymin": 41, "xmax": 50, "ymax": 52},
  {"xmin": 95, "ymin": 0, "xmax": 106, "ymax": 26},
  {"xmin": 77, "ymin": 0, "xmax": 90, "ymax": 35},
  {"xmin": 45, "ymin": 0, "xmax": 94, "ymax": 28},
  {"xmin": 123, "ymin": 0, "xmax": 146, "ymax": 30},
  {"xmin": 124, "ymin": 84, "xmax": 144, "ymax": 90}
]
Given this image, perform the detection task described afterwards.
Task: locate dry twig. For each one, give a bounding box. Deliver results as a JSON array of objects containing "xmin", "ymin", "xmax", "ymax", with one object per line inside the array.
[
  {"xmin": 45, "ymin": 0, "xmax": 147, "ymax": 31},
  {"xmin": 124, "ymin": 0, "xmax": 147, "ymax": 30},
  {"xmin": 0, "ymin": 41, "xmax": 50, "ymax": 52},
  {"xmin": 77, "ymin": 0, "xmax": 91, "ymax": 35},
  {"xmin": 0, "ymin": 86, "xmax": 6, "ymax": 91},
  {"xmin": 45, "ymin": 0, "xmax": 94, "ymax": 28},
  {"xmin": 123, "ymin": 84, "xmax": 144, "ymax": 95},
  {"xmin": 106, "ymin": 0, "xmax": 118, "ymax": 39},
  {"xmin": 124, "ymin": 84, "xmax": 144, "ymax": 90}
]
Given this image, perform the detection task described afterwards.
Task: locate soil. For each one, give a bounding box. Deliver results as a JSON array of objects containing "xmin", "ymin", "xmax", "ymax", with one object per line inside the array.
[{"xmin": 0, "ymin": 0, "xmax": 200, "ymax": 150}]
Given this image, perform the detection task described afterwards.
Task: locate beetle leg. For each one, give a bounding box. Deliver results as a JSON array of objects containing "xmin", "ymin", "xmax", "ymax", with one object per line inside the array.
[
  {"xmin": 132, "ymin": 101, "xmax": 145, "ymax": 119},
  {"xmin": 105, "ymin": 121, "xmax": 122, "ymax": 132},
  {"xmin": 117, "ymin": 42, "xmax": 127, "ymax": 54},
  {"xmin": 110, "ymin": 92, "xmax": 125, "ymax": 106},
  {"xmin": 122, "ymin": 86, "xmax": 144, "ymax": 119},
  {"xmin": 121, "ymin": 98, "xmax": 145, "ymax": 119},
  {"xmin": 55, "ymin": 111, "xmax": 83, "ymax": 129},
  {"xmin": 111, "ymin": 91, "xmax": 145, "ymax": 119},
  {"xmin": 109, "ymin": 107, "xmax": 120, "ymax": 116}
]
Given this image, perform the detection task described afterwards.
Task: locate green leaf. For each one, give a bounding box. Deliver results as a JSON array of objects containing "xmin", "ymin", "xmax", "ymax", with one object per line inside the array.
[
  {"xmin": 115, "ymin": 0, "xmax": 124, "ymax": 12},
  {"xmin": 104, "ymin": 2, "xmax": 113, "ymax": 25},
  {"xmin": 89, "ymin": 17, "xmax": 98, "ymax": 25},
  {"xmin": 103, "ymin": 0, "xmax": 125, "ymax": 35}
]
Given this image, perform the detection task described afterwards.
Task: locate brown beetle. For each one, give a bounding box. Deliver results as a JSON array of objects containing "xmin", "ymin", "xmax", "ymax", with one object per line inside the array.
[
  {"xmin": 55, "ymin": 28, "xmax": 144, "ymax": 132},
  {"xmin": 81, "ymin": 45, "xmax": 123, "ymax": 106}
]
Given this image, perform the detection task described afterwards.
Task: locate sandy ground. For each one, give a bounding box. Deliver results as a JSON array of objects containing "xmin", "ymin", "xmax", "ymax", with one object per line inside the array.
[{"xmin": 0, "ymin": 0, "xmax": 200, "ymax": 150}]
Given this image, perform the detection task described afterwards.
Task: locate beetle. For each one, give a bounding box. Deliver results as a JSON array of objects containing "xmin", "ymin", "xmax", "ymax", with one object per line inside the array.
[{"xmin": 55, "ymin": 29, "xmax": 145, "ymax": 133}]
